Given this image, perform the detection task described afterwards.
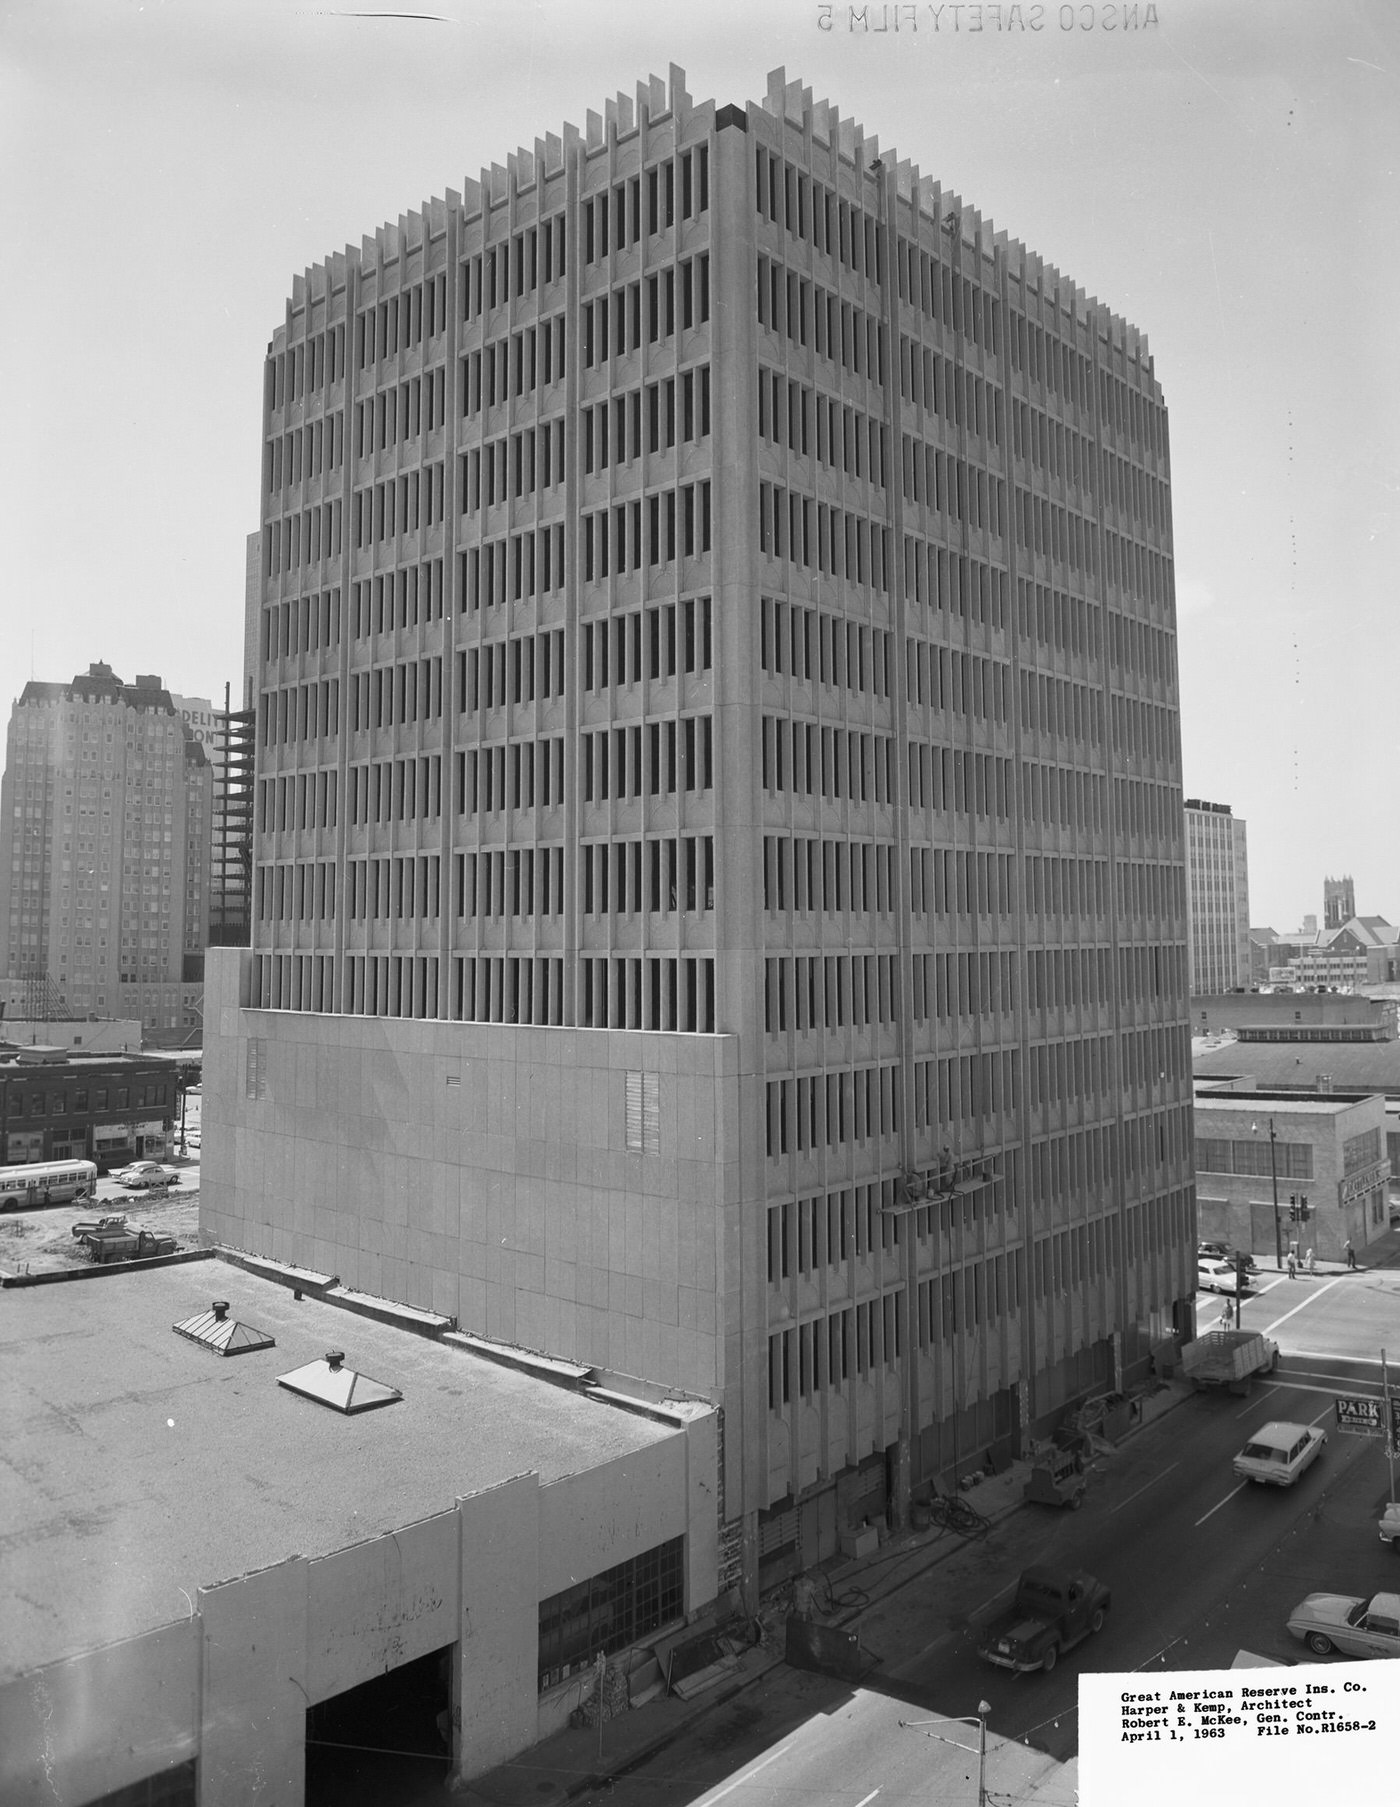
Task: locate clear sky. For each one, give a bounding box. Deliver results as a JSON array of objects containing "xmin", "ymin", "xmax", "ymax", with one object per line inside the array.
[{"xmin": 2, "ymin": 0, "xmax": 1396, "ymax": 931}]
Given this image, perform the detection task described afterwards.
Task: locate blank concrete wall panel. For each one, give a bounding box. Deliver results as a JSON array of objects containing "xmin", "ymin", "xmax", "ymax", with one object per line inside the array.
[
  {"xmin": 456, "ymin": 1474, "xmax": 539, "ymax": 1774},
  {"xmin": 0, "ymin": 1623, "xmax": 197, "ymax": 1807},
  {"xmin": 536, "ymin": 1439, "xmax": 686, "ymax": 1600},
  {"xmin": 199, "ymin": 1556, "xmax": 309, "ymax": 1807},
  {"xmin": 305, "ymin": 1510, "xmax": 459, "ymax": 1706}
]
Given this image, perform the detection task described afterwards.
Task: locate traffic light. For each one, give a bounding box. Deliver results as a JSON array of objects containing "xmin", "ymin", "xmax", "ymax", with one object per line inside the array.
[
  {"xmin": 1299, "ymin": 1201, "xmax": 1311, "ymax": 1222},
  {"xmin": 1288, "ymin": 1194, "xmax": 1298, "ymax": 1223}
]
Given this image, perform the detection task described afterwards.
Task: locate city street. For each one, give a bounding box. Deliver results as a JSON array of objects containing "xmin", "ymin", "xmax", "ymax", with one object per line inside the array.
[
  {"xmin": 1236, "ymin": 1266, "xmax": 1400, "ymax": 1379},
  {"xmin": 568, "ymin": 1262, "xmax": 1400, "ymax": 1807}
]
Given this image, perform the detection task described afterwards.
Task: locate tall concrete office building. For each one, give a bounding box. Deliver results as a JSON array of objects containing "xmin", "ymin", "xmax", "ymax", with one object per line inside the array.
[
  {"xmin": 1184, "ymin": 798, "xmax": 1250, "ymax": 994},
  {"xmin": 0, "ymin": 664, "xmax": 212, "ymax": 1041},
  {"xmin": 204, "ymin": 69, "xmax": 1193, "ymax": 1581}
]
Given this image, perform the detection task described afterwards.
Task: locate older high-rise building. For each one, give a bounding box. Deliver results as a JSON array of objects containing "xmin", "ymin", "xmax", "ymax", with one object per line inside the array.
[
  {"xmin": 0, "ymin": 664, "xmax": 212, "ymax": 1041},
  {"xmin": 1184, "ymin": 798, "xmax": 1250, "ymax": 994},
  {"xmin": 204, "ymin": 68, "xmax": 1193, "ymax": 1582}
]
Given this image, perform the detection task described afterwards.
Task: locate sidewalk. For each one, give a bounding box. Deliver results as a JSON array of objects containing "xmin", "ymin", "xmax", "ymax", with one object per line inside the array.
[
  {"xmin": 1257, "ymin": 1218, "xmax": 1400, "ymax": 1279},
  {"xmin": 457, "ymin": 1375, "xmax": 1191, "ymax": 1804}
]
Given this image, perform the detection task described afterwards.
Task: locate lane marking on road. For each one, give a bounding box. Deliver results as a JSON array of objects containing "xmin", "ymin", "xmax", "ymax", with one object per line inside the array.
[
  {"xmin": 966, "ymin": 1578, "xmax": 1019, "ymax": 1625},
  {"xmin": 853, "ymin": 1792, "xmax": 881, "ymax": 1807},
  {"xmin": 1259, "ymin": 1276, "xmax": 1346, "ymax": 1336},
  {"xmin": 693, "ymin": 1737, "xmax": 798, "ymax": 1807},
  {"xmin": 1253, "ymin": 1376, "xmax": 1386, "ymax": 1403},
  {"xmin": 899, "ymin": 1626, "xmax": 959, "ymax": 1667},
  {"xmin": 1194, "ymin": 1401, "xmax": 1334, "ymax": 1525},
  {"xmin": 1194, "ymin": 1481, "xmax": 1247, "ymax": 1526},
  {"xmin": 1110, "ymin": 1461, "xmax": 1179, "ymax": 1513},
  {"xmin": 1278, "ymin": 1350, "xmax": 1390, "ymax": 1371}
]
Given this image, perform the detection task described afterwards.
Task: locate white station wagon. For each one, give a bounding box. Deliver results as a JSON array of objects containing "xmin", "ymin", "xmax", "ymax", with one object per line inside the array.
[{"xmin": 1233, "ymin": 1420, "xmax": 1326, "ymax": 1487}]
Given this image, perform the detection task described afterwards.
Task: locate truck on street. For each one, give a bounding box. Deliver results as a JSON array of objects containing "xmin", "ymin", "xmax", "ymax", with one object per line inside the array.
[
  {"xmin": 977, "ymin": 1566, "xmax": 1111, "ymax": 1674},
  {"xmin": 1180, "ymin": 1329, "xmax": 1279, "ymax": 1395}
]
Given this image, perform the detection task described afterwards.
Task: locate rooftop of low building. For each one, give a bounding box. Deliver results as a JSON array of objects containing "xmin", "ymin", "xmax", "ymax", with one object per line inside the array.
[
  {"xmin": 1193, "ymin": 1083, "xmax": 1382, "ymax": 1116},
  {"xmin": 1194, "ymin": 1037, "xmax": 1400, "ymax": 1097},
  {"xmin": 0, "ymin": 1258, "xmax": 679, "ymax": 1683}
]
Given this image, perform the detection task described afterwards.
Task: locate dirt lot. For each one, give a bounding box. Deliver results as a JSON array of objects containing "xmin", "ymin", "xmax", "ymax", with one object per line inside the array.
[{"xmin": 0, "ymin": 1185, "xmax": 202, "ymax": 1276}]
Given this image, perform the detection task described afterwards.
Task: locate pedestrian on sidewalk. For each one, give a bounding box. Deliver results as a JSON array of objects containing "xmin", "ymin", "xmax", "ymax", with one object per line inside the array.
[
  {"xmin": 1287, "ymin": 1251, "xmax": 1297, "ymax": 1280},
  {"xmin": 1345, "ymin": 1238, "xmax": 1357, "ymax": 1269},
  {"xmin": 1220, "ymin": 1297, "xmax": 1234, "ymax": 1329},
  {"xmin": 1304, "ymin": 1248, "xmax": 1315, "ymax": 1276}
]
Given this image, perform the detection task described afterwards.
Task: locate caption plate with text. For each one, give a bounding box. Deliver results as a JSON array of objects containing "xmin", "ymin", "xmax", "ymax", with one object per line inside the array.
[{"xmin": 1081, "ymin": 1660, "xmax": 1396, "ymax": 1804}]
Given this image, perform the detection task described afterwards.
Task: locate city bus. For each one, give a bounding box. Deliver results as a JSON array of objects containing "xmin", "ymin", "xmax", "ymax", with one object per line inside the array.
[{"xmin": 0, "ymin": 1160, "xmax": 99, "ymax": 1212}]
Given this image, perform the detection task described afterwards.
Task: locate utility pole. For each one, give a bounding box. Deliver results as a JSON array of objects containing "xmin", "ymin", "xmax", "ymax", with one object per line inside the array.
[{"xmin": 1254, "ymin": 1116, "xmax": 1284, "ymax": 1269}]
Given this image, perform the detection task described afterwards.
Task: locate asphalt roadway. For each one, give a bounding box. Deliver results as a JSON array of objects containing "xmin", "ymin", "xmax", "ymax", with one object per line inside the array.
[{"xmin": 568, "ymin": 1253, "xmax": 1400, "ymax": 1807}]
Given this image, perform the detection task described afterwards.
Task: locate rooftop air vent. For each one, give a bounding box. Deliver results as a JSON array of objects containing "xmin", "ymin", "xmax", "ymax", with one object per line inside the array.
[
  {"xmin": 276, "ymin": 1349, "xmax": 403, "ymax": 1414},
  {"xmin": 173, "ymin": 1299, "xmax": 276, "ymax": 1357}
]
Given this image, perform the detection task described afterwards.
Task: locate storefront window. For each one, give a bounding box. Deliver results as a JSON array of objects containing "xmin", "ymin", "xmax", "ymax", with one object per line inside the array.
[{"xmin": 537, "ymin": 1537, "xmax": 684, "ymax": 1691}]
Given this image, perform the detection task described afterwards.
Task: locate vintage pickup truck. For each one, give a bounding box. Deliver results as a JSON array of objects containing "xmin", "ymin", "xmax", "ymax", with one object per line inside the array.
[
  {"xmin": 79, "ymin": 1225, "xmax": 178, "ymax": 1263},
  {"xmin": 977, "ymin": 1565, "xmax": 1111, "ymax": 1674}
]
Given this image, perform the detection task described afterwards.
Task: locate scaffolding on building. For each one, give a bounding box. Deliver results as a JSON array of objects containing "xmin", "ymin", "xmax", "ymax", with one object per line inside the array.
[{"xmin": 209, "ymin": 684, "xmax": 254, "ymax": 949}]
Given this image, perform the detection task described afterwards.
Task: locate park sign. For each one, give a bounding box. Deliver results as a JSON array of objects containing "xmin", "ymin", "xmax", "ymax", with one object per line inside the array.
[{"xmin": 1334, "ymin": 1394, "xmax": 1400, "ymax": 1442}]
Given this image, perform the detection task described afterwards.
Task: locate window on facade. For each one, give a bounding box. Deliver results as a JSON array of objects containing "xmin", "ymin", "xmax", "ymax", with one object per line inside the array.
[
  {"xmin": 1344, "ymin": 1128, "xmax": 1381, "ymax": 1174},
  {"xmin": 1195, "ymin": 1136, "xmax": 1313, "ymax": 1180},
  {"xmin": 625, "ymin": 1070, "xmax": 660, "ymax": 1153},
  {"xmin": 537, "ymin": 1536, "xmax": 684, "ymax": 1691}
]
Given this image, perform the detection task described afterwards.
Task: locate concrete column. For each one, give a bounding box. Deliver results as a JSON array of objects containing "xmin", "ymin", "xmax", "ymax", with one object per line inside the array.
[
  {"xmin": 683, "ymin": 1409, "xmax": 721, "ymax": 1615},
  {"xmin": 450, "ymin": 1473, "xmax": 541, "ymax": 1786},
  {"xmin": 198, "ymin": 1555, "xmax": 309, "ymax": 1807}
]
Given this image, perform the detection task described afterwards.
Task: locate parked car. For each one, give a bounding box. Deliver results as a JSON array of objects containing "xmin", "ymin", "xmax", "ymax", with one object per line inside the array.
[
  {"xmin": 70, "ymin": 1212, "xmax": 128, "ymax": 1240},
  {"xmin": 1198, "ymin": 1241, "xmax": 1259, "ymax": 1272},
  {"xmin": 1233, "ymin": 1420, "xmax": 1326, "ymax": 1487},
  {"xmin": 111, "ymin": 1162, "xmax": 182, "ymax": 1190},
  {"xmin": 1197, "ymin": 1258, "xmax": 1249, "ymax": 1296},
  {"xmin": 1286, "ymin": 1591, "xmax": 1400, "ymax": 1658},
  {"xmin": 977, "ymin": 1566, "xmax": 1110, "ymax": 1674}
]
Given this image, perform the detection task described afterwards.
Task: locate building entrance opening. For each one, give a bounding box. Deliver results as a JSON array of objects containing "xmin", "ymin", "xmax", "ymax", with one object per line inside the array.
[{"xmin": 305, "ymin": 1644, "xmax": 453, "ymax": 1806}]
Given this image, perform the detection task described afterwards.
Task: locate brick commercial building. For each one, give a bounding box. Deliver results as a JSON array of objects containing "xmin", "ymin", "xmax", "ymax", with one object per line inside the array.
[
  {"xmin": 203, "ymin": 66, "xmax": 1193, "ymax": 1585},
  {"xmin": 1193, "ymin": 1085, "xmax": 1390, "ymax": 1265},
  {"xmin": 0, "ymin": 1046, "xmax": 180, "ymax": 1169}
]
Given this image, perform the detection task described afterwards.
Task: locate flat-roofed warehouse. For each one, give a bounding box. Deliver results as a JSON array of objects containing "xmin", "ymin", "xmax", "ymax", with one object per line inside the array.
[{"xmin": 0, "ymin": 1259, "xmax": 718, "ymax": 1806}]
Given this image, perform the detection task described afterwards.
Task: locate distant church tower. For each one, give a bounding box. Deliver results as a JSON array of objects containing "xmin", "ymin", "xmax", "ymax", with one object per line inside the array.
[{"xmin": 1323, "ymin": 875, "xmax": 1355, "ymax": 930}]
